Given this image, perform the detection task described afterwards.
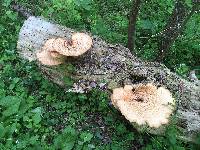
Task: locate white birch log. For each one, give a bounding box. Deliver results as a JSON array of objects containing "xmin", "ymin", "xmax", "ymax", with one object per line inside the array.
[{"xmin": 17, "ymin": 16, "xmax": 200, "ymax": 142}]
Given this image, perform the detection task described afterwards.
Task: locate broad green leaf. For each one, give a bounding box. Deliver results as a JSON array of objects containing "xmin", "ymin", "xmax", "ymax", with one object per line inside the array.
[
  {"xmin": 5, "ymin": 11, "xmax": 18, "ymax": 21},
  {"xmin": 54, "ymin": 135, "xmax": 76, "ymax": 150},
  {"xmin": 3, "ymin": 102, "xmax": 20, "ymax": 116},
  {"xmin": 80, "ymin": 132, "xmax": 93, "ymax": 143},
  {"xmin": 116, "ymin": 124, "xmax": 127, "ymax": 134},
  {"xmin": 0, "ymin": 96, "xmax": 21, "ymax": 116},
  {"xmin": 74, "ymin": 0, "xmax": 92, "ymax": 10},
  {"xmin": 0, "ymin": 123, "xmax": 5, "ymax": 138},
  {"xmin": 185, "ymin": 0, "xmax": 192, "ymax": 7},
  {"xmin": 0, "ymin": 25, "xmax": 5, "ymax": 34},
  {"xmin": 29, "ymin": 135, "xmax": 39, "ymax": 145},
  {"xmin": 3, "ymin": 0, "xmax": 12, "ymax": 7},
  {"xmin": 32, "ymin": 107, "xmax": 42, "ymax": 125},
  {"xmin": 0, "ymin": 96, "xmax": 20, "ymax": 106},
  {"xmin": 5, "ymin": 123, "xmax": 17, "ymax": 137},
  {"xmin": 54, "ymin": 126, "xmax": 77, "ymax": 150},
  {"xmin": 63, "ymin": 142, "xmax": 75, "ymax": 150},
  {"xmin": 32, "ymin": 107, "xmax": 42, "ymax": 113},
  {"xmin": 78, "ymin": 94, "xmax": 87, "ymax": 102},
  {"xmin": 88, "ymin": 144, "xmax": 95, "ymax": 149},
  {"xmin": 139, "ymin": 20, "xmax": 154, "ymax": 30},
  {"xmin": 32, "ymin": 113, "xmax": 42, "ymax": 125},
  {"xmin": 64, "ymin": 126, "xmax": 76, "ymax": 135},
  {"xmin": 9, "ymin": 77, "xmax": 20, "ymax": 90}
]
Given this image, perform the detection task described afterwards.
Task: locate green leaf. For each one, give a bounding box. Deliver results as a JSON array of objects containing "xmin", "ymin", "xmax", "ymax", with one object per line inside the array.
[
  {"xmin": 185, "ymin": 0, "xmax": 192, "ymax": 7},
  {"xmin": 138, "ymin": 20, "xmax": 154, "ymax": 30},
  {"xmin": 3, "ymin": 0, "xmax": 12, "ymax": 7},
  {"xmin": 63, "ymin": 76, "xmax": 74, "ymax": 87},
  {"xmin": 64, "ymin": 126, "xmax": 76, "ymax": 135},
  {"xmin": 29, "ymin": 135, "xmax": 39, "ymax": 145},
  {"xmin": 3, "ymin": 103, "xmax": 20, "ymax": 116},
  {"xmin": 32, "ymin": 107, "xmax": 42, "ymax": 125},
  {"xmin": 74, "ymin": 0, "xmax": 92, "ymax": 10},
  {"xmin": 116, "ymin": 124, "xmax": 126, "ymax": 135},
  {"xmin": 80, "ymin": 132, "xmax": 93, "ymax": 143},
  {"xmin": 0, "ymin": 96, "xmax": 19, "ymax": 106},
  {"xmin": 166, "ymin": 126, "xmax": 177, "ymax": 145},
  {"xmin": 0, "ymin": 96, "xmax": 21, "ymax": 116},
  {"xmin": 88, "ymin": 144, "xmax": 95, "ymax": 149},
  {"xmin": 9, "ymin": 77, "xmax": 20, "ymax": 90},
  {"xmin": 32, "ymin": 113, "xmax": 41, "ymax": 125},
  {"xmin": 32, "ymin": 107, "xmax": 42, "ymax": 113},
  {"xmin": 0, "ymin": 123, "xmax": 5, "ymax": 138},
  {"xmin": 54, "ymin": 126, "xmax": 77, "ymax": 150},
  {"xmin": 0, "ymin": 25, "xmax": 5, "ymax": 34},
  {"xmin": 78, "ymin": 94, "xmax": 87, "ymax": 102},
  {"xmin": 5, "ymin": 11, "xmax": 18, "ymax": 21},
  {"xmin": 5, "ymin": 123, "xmax": 17, "ymax": 137}
]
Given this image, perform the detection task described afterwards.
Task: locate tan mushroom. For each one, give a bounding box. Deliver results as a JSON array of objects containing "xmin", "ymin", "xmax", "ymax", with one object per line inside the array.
[
  {"xmin": 111, "ymin": 83, "xmax": 174, "ymax": 128},
  {"xmin": 36, "ymin": 33, "xmax": 93, "ymax": 65}
]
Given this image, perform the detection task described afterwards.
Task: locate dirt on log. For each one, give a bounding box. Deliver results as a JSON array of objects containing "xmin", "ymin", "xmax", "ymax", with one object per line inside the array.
[{"xmin": 17, "ymin": 16, "xmax": 200, "ymax": 142}]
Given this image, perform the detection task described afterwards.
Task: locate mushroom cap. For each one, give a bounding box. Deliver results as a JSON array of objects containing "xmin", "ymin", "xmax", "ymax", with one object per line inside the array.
[
  {"xmin": 53, "ymin": 33, "xmax": 93, "ymax": 56},
  {"xmin": 111, "ymin": 83, "xmax": 174, "ymax": 128},
  {"xmin": 36, "ymin": 32, "xmax": 92, "ymax": 65},
  {"xmin": 36, "ymin": 38, "xmax": 64, "ymax": 65},
  {"xmin": 111, "ymin": 87, "xmax": 124, "ymax": 110},
  {"xmin": 36, "ymin": 48, "xmax": 64, "ymax": 66}
]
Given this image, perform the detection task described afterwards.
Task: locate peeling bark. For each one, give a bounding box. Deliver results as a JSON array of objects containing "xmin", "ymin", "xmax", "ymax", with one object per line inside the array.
[{"xmin": 17, "ymin": 16, "xmax": 200, "ymax": 142}]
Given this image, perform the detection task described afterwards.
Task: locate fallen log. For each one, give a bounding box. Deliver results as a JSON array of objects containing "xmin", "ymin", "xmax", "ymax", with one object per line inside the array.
[{"xmin": 17, "ymin": 16, "xmax": 200, "ymax": 142}]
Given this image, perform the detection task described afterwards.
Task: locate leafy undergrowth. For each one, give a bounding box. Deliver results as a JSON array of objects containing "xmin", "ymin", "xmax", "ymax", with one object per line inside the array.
[{"xmin": 0, "ymin": 0, "xmax": 200, "ymax": 149}]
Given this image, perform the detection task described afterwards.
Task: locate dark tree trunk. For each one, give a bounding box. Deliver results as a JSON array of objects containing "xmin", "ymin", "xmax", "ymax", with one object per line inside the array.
[
  {"xmin": 157, "ymin": 2, "xmax": 199, "ymax": 62},
  {"xmin": 127, "ymin": 0, "xmax": 141, "ymax": 52}
]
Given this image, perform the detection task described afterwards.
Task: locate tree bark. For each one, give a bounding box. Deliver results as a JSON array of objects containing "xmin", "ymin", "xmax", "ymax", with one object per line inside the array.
[
  {"xmin": 127, "ymin": 0, "xmax": 141, "ymax": 52},
  {"xmin": 157, "ymin": 2, "xmax": 199, "ymax": 62},
  {"xmin": 17, "ymin": 16, "xmax": 200, "ymax": 143}
]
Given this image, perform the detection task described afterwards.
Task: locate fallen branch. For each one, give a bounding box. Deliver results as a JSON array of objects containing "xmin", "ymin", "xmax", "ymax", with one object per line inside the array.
[{"xmin": 17, "ymin": 16, "xmax": 200, "ymax": 143}]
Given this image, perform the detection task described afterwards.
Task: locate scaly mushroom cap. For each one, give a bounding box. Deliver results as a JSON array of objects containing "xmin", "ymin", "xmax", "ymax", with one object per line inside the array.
[
  {"xmin": 36, "ymin": 33, "xmax": 93, "ymax": 65},
  {"xmin": 111, "ymin": 83, "xmax": 174, "ymax": 128}
]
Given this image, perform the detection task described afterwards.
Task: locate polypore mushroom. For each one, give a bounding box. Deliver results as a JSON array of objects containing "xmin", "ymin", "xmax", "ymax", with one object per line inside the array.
[
  {"xmin": 111, "ymin": 83, "xmax": 174, "ymax": 128},
  {"xmin": 36, "ymin": 33, "xmax": 93, "ymax": 65}
]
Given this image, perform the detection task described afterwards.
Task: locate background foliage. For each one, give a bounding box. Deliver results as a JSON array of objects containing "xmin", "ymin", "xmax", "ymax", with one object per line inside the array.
[{"xmin": 0, "ymin": 0, "xmax": 199, "ymax": 149}]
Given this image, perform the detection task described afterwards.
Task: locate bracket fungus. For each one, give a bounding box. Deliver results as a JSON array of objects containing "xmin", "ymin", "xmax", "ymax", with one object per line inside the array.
[
  {"xmin": 36, "ymin": 33, "xmax": 93, "ymax": 65},
  {"xmin": 111, "ymin": 83, "xmax": 174, "ymax": 128}
]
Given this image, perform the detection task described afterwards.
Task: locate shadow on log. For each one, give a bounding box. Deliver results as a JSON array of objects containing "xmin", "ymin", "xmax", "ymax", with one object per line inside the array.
[{"xmin": 17, "ymin": 16, "xmax": 200, "ymax": 143}]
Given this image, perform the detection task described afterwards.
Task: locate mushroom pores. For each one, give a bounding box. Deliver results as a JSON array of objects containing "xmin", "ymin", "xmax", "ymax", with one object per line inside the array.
[{"xmin": 111, "ymin": 83, "xmax": 174, "ymax": 128}]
